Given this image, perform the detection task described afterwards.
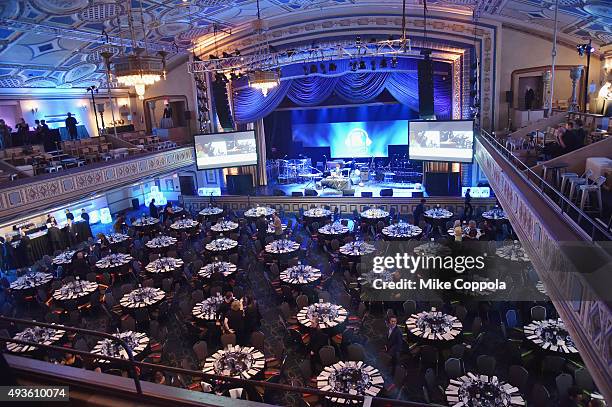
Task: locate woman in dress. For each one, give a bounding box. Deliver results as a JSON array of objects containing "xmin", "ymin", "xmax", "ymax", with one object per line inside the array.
[{"xmin": 223, "ymin": 300, "xmax": 246, "ymax": 345}]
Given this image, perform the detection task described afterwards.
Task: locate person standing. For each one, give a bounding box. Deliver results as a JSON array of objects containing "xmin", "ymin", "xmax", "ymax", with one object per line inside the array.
[
  {"xmin": 149, "ymin": 199, "xmax": 158, "ymax": 218},
  {"xmin": 40, "ymin": 120, "xmax": 50, "ymax": 140},
  {"xmin": 65, "ymin": 209, "xmax": 74, "ymax": 222},
  {"xmin": 413, "ymin": 198, "xmax": 426, "ymax": 226},
  {"xmin": 66, "ymin": 219, "xmax": 78, "ymax": 247},
  {"xmin": 0, "ymin": 119, "xmax": 11, "ymax": 149},
  {"xmin": 65, "ymin": 113, "xmax": 78, "ymax": 141},
  {"xmin": 255, "ymin": 215, "xmax": 268, "ymax": 245},
  {"xmin": 47, "ymin": 218, "xmax": 63, "ymax": 253},
  {"xmin": 16, "ymin": 118, "xmax": 29, "ymax": 146},
  {"xmin": 463, "ymin": 188, "xmax": 473, "ymax": 221},
  {"xmin": 272, "ymin": 212, "xmax": 283, "ymax": 239},
  {"xmin": 80, "ymin": 209, "xmax": 92, "ymax": 240},
  {"xmin": 385, "ymin": 315, "xmax": 403, "ymax": 375}
]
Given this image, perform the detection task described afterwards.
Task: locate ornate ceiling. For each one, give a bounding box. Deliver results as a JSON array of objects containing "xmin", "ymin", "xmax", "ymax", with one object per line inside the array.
[{"xmin": 0, "ymin": 0, "xmax": 609, "ymax": 90}]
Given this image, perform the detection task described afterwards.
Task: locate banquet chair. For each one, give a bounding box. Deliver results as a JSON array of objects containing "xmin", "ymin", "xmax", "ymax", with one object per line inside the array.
[
  {"xmin": 296, "ymin": 294, "xmax": 309, "ymax": 310},
  {"xmin": 508, "ymin": 365, "xmax": 529, "ymax": 392},
  {"xmin": 574, "ymin": 368, "xmax": 595, "ymax": 393},
  {"xmin": 121, "ymin": 315, "xmax": 137, "ymax": 332},
  {"xmin": 450, "ymin": 344, "xmax": 467, "ymax": 360},
  {"xmin": 444, "ymin": 357, "xmax": 463, "ymax": 379},
  {"xmin": 346, "ymin": 343, "xmax": 365, "ymax": 361},
  {"xmin": 422, "ymin": 368, "xmax": 446, "ymax": 404},
  {"xmin": 317, "ymin": 291, "xmax": 331, "ymax": 303},
  {"xmin": 121, "ymin": 283, "xmax": 135, "ymax": 296},
  {"xmin": 530, "ymin": 305, "xmax": 547, "ymax": 321},
  {"xmin": 221, "ymin": 333, "xmax": 236, "ymax": 348},
  {"xmin": 419, "ymin": 345, "xmax": 439, "ymax": 373},
  {"xmin": 318, "ymin": 345, "xmax": 336, "ymax": 367},
  {"xmin": 191, "ymin": 289, "xmax": 204, "ymax": 304},
  {"xmin": 250, "ymin": 331, "xmax": 265, "ymax": 351},
  {"xmin": 385, "ymin": 364, "xmax": 407, "ymax": 399},
  {"xmin": 192, "ymin": 341, "xmax": 208, "ymax": 367},
  {"xmin": 556, "ymin": 373, "xmax": 574, "ymax": 402},
  {"xmin": 476, "ymin": 355, "xmax": 496, "ymax": 376},
  {"xmin": 403, "ymin": 300, "xmax": 417, "ymax": 316},
  {"xmin": 542, "ymin": 355, "xmax": 566, "ymax": 377}
]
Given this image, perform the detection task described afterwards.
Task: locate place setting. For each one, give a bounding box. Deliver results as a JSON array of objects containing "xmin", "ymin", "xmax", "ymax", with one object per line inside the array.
[
  {"xmin": 132, "ymin": 216, "xmax": 160, "ymax": 228},
  {"xmin": 317, "ymin": 360, "xmax": 384, "ymax": 404},
  {"xmin": 205, "ymin": 237, "xmax": 239, "ymax": 253},
  {"xmin": 192, "ymin": 292, "xmax": 226, "ymax": 321},
  {"xmin": 170, "ymin": 218, "xmax": 199, "ymax": 231},
  {"xmin": 145, "ymin": 257, "xmax": 184, "ymax": 274},
  {"xmin": 303, "ymin": 207, "xmax": 332, "ymax": 220},
  {"xmin": 119, "ymin": 286, "xmax": 165, "ymax": 309},
  {"xmin": 447, "ymin": 225, "xmax": 482, "ymax": 240},
  {"xmin": 414, "ymin": 241, "xmax": 452, "ymax": 257},
  {"xmin": 198, "ymin": 261, "xmax": 237, "ymax": 279},
  {"xmin": 91, "ymin": 330, "xmax": 150, "ymax": 364},
  {"xmin": 198, "ymin": 206, "xmax": 224, "ymax": 218},
  {"xmin": 297, "ymin": 302, "xmax": 348, "ymax": 330},
  {"xmin": 52, "ymin": 250, "xmax": 76, "ymax": 265},
  {"xmin": 446, "ymin": 372, "xmax": 526, "ymax": 407},
  {"xmin": 424, "ymin": 207, "xmax": 453, "ymax": 220},
  {"xmin": 482, "ymin": 206, "xmax": 508, "ymax": 221},
  {"xmin": 406, "ymin": 308, "xmax": 463, "ymax": 342},
  {"xmin": 6, "ymin": 325, "xmax": 66, "ymax": 353},
  {"xmin": 339, "ymin": 240, "xmax": 376, "ymax": 257},
  {"xmin": 318, "ymin": 221, "xmax": 350, "ymax": 238},
  {"xmin": 145, "ymin": 235, "xmax": 177, "ymax": 250},
  {"xmin": 279, "ymin": 263, "xmax": 321, "ymax": 285},
  {"xmin": 52, "ymin": 279, "xmax": 99, "ymax": 301},
  {"xmin": 96, "ymin": 253, "xmax": 133, "ymax": 270},
  {"xmin": 382, "ymin": 222, "xmax": 422, "ymax": 240},
  {"xmin": 523, "ymin": 318, "xmax": 578, "ymax": 354},
  {"xmin": 244, "ymin": 206, "xmax": 275, "ymax": 219},
  {"xmin": 265, "ymin": 239, "xmax": 300, "ymax": 255},
  {"xmin": 202, "ymin": 344, "xmax": 265, "ymax": 380},
  {"xmin": 360, "ymin": 208, "xmax": 390, "ymax": 221},
  {"xmin": 210, "ymin": 220, "xmax": 239, "ymax": 233},
  {"xmin": 99, "ymin": 233, "xmax": 130, "ymax": 245},
  {"xmin": 10, "ymin": 271, "xmax": 53, "ymax": 291}
]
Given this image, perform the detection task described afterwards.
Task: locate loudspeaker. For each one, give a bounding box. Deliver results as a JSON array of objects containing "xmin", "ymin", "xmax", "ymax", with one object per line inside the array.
[
  {"xmin": 418, "ymin": 57, "xmax": 434, "ymax": 118},
  {"xmin": 184, "ymin": 110, "xmax": 193, "ymax": 120},
  {"xmin": 273, "ymin": 189, "xmax": 286, "ymax": 196},
  {"xmin": 226, "ymin": 174, "xmax": 254, "ymax": 195},
  {"xmin": 292, "ymin": 191, "xmax": 303, "ymax": 197},
  {"xmin": 131, "ymin": 198, "xmax": 140, "ymax": 210},
  {"xmin": 361, "ymin": 191, "xmax": 373, "ymax": 197},
  {"xmin": 380, "ymin": 188, "xmax": 394, "ymax": 197},
  {"xmin": 305, "ymin": 189, "xmax": 318, "ymax": 196},
  {"xmin": 412, "ymin": 191, "xmax": 424, "ymax": 198},
  {"xmin": 505, "ymin": 90, "xmax": 513, "ymax": 107},
  {"xmin": 424, "ymin": 172, "xmax": 461, "ymax": 196},
  {"xmin": 343, "ymin": 189, "xmax": 355, "ymax": 196},
  {"xmin": 212, "ymin": 79, "xmax": 234, "ymax": 130}
]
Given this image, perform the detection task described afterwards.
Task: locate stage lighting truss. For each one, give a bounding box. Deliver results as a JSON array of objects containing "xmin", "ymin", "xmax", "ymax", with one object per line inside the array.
[{"xmin": 187, "ymin": 38, "xmax": 414, "ymax": 74}]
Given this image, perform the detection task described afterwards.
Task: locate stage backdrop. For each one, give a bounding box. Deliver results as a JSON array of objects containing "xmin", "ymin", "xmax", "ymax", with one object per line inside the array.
[{"xmin": 232, "ymin": 67, "xmax": 452, "ymax": 124}]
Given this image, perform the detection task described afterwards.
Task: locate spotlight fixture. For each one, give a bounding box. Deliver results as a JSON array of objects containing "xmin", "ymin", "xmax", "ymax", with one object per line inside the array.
[
  {"xmin": 329, "ymin": 62, "xmax": 337, "ymax": 72},
  {"xmin": 358, "ymin": 60, "xmax": 366, "ymax": 70},
  {"xmin": 310, "ymin": 64, "xmax": 318, "ymax": 74},
  {"xmin": 319, "ymin": 63, "xmax": 326, "ymax": 74},
  {"xmin": 391, "ymin": 56, "xmax": 398, "ymax": 68},
  {"xmin": 576, "ymin": 43, "xmax": 594, "ymax": 57},
  {"xmin": 356, "ymin": 36, "xmax": 362, "ymax": 44},
  {"xmin": 229, "ymin": 72, "xmax": 238, "ymax": 80},
  {"xmin": 350, "ymin": 61, "xmax": 358, "ymax": 72},
  {"xmin": 380, "ymin": 58, "xmax": 387, "ymax": 68}
]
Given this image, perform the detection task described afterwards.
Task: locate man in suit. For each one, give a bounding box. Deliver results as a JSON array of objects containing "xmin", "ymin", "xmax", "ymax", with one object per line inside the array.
[
  {"xmin": 413, "ymin": 198, "xmax": 426, "ymax": 226},
  {"xmin": 385, "ymin": 315, "xmax": 403, "ymax": 374},
  {"xmin": 255, "ymin": 215, "xmax": 268, "ymax": 245},
  {"xmin": 66, "ymin": 219, "xmax": 78, "ymax": 247},
  {"xmin": 149, "ymin": 199, "xmax": 158, "ymax": 218}
]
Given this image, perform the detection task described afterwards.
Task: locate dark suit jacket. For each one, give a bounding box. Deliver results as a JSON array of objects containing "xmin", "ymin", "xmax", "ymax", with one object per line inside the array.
[
  {"xmin": 386, "ymin": 326, "xmax": 403, "ymax": 356},
  {"xmin": 149, "ymin": 203, "xmax": 158, "ymax": 218}
]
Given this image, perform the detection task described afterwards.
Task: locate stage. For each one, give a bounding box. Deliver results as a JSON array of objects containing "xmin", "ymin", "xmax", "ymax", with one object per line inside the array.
[{"xmin": 258, "ymin": 179, "xmax": 426, "ymax": 197}]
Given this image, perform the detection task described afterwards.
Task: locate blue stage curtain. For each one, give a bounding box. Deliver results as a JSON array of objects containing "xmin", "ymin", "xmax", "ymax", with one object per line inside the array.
[{"xmin": 233, "ymin": 71, "xmax": 451, "ymax": 123}]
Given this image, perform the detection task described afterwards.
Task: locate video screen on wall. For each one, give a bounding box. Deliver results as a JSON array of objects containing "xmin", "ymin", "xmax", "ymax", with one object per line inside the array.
[
  {"xmin": 194, "ymin": 131, "xmax": 258, "ymax": 170},
  {"xmin": 292, "ymin": 120, "xmax": 408, "ymax": 158},
  {"xmin": 408, "ymin": 120, "xmax": 474, "ymax": 163}
]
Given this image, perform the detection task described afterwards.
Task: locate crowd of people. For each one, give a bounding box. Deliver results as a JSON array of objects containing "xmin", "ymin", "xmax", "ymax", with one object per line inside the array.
[
  {"xmin": 0, "ymin": 113, "xmax": 80, "ymax": 149},
  {"xmin": 544, "ymin": 118, "xmax": 587, "ymax": 159}
]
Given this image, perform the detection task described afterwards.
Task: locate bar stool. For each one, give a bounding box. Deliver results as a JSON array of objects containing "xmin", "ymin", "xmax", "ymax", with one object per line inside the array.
[
  {"xmin": 578, "ymin": 176, "xmax": 606, "ymax": 221},
  {"xmin": 541, "ymin": 162, "xmax": 568, "ymax": 189},
  {"xmin": 560, "ymin": 172, "xmax": 579, "ymax": 195},
  {"xmin": 568, "ymin": 169, "xmax": 593, "ymax": 201}
]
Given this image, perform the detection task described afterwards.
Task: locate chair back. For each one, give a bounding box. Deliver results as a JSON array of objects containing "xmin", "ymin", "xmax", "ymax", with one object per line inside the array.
[
  {"xmin": 347, "ymin": 343, "xmax": 365, "ymax": 361},
  {"xmin": 574, "ymin": 368, "xmax": 595, "ymax": 392},
  {"xmin": 444, "ymin": 357, "xmax": 462, "ymax": 379},
  {"xmin": 403, "ymin": 300, "xmax": 416, "ymax": 316},
  {"xmin": 318, "ymin": 345, "xmax": 336, "ymax": 367},
  {"xmin": 192, "ymin": 341, "xmax": 208, "ymax": 361},
  {"xmin": 221, "ymin": 333, "xmax": 236, "ymax": 348},
  {"xmin": 476, "ymin": 354, "xmax": 496, "ymax": 376},
  {"xmin": 250, "ymin": 331, "xmax": 265, "ymax": 351},
  {"xmin": 296, "ymin": 294, "xmax": 309, "ymax": 309},
  {"xmin": 530, "ymin": 305, "xmax": 547, "ymax": 321},
  {"xmin": 508, "ymin": 365, "xmax": 529, "ymax": 391},
  {"xmin": 555, "ymin": 373, "xmax": 574, "ymax": 401},
  {"xmin": 505, "ymin": 309, "xmax": 519, "ymax": 328}
]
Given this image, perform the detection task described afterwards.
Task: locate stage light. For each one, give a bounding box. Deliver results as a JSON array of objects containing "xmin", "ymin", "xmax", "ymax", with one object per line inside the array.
[
  {"xmin": 319, "ymin": 63, "xmax": 326, "ymax": 74},
  {"xmin": 370, "ymin": 60, "xmax": 376, "ymax": 70},
  {"xmin": 380, "ymin": 58, "xmax": 387, "ymax": 68},
  {"xmin": 329, "ymin": 62, "xmax": 337, "ymax": 72},
  {"xmin": 356, "ymin": 36, "xmax": 362, "ymax": 44},
  {"xmin": 350, "ymin": 62, "xmax": 357, "ymax": 72},
  {"xmin": 230, "ymin": 72, "xmax": 238, "ymax": 80},
  {"xmin": 391, "ymin": 57, "xmax": 398, "ymax": 68},
  {"xmin": 303, "ymin": 65, "xmax": 309, "ymax": 75},
  {"xmin": 310, "ymin": 64, "xmax": 318, "ymax": 74},
  {"xmin": 358, "ymin": 60, "xmax": 366, "ymax": 70}
]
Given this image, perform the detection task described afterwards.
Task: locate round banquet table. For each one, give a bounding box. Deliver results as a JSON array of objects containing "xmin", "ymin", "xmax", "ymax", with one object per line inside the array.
[
  {"xmin": 244, "ymin": 207, "xmax": 275, "ymax": 219},
  {"xmin": 192, "ymin": 293, "xmax": 226, "ymax": 321},
  {"xmin": 205, "ymin": 238, "xmax": 238, "ymax": 254},
  {"xmin": 318, "ymin": 222, "xmax": 350, "ymax": 239},
  {"xmin": 145, "ymin": 235, "xmax": 177, "ymax": 251},
  {"xmin": 445, "ymin": 373, "xmax": 526, "ymax": 407},
  {"xmin": 360, "ymin": 208, "xmax": 390, "ymax": 222},
  {"xmin": 202, "ymin": 344, "xmax": 265, "ymax": 380},
  {"xmin": 303, "ymin": 208, "xmax": 332, "ymax": 222},
  {"xmin": 91, "ymin": 330, "xmax": 149, "ymax": 364},
  {"xmin": 482, "ymin": 208, "xmax": 508, "ymax": 221},
  {"xmin": 198, "ymin": 261, "xmax": 237, "ymax": 279},
  {"xmin": 52, "ymin": 250, "xmax": 76, "ymax": 266},
  {"xmin": 52, "ymin": 280, "xmax": 98, "ymax": 301},
  {"xmin": 98, "ymin": 233, "xmax": 130, "ymax": 246},
  {"xmin": 496, "ymin": 242, "xmax": 530, "ymax": 262},
  {"xmin": 339, "ymin": 241, "xmax": 376, "ymax": 258},
  {"xmin": 6, "ymin": 326, "xmax": 65, "ymax": 353},
  {"xmin": 198, "ymin": 206, "xmax": 224, "ymax": 219},
  {"xmin": 297, "ymin": 302, "xmax": 348, "ymax": 330},
  {"xmin": 447, "ymin": 227, "xmax": 482, "ymax": 240},
  {"xmin": 523, "ymin": 318, "xmax": 578, "ymax": 354},
  {"xmin": 210, "ymin": 220, "xmax": 239, "ymax": 234},
  {"xmin": 132, "ymin": 216, "xmax": 160, "ymax": 229},
  {"xmin": 10, "ymin": 271, "xmax": 53, "ymax": 291},
  {"xmin": 406, "ymin": 308, "xmax": 463, "ymax": 342},
  {"xmin": 316, "ymin": 361, "xmax": 384, "ymax": 404},
  {"xmin": 264, "ymin": 239, "xmax": 299, "ymax": 255},
  {"xmin": 120, "ymin": 287, "xmax": 165, "ymax": 309},
  {"xmin": 170, "ymin": 218, "xmax": 199, "ymax": 232},
  {"xmin": 279, "ymin": 264, "xmax": 321, "ymax": 285},
  {"xmin": 145, "ymin": 257, "xmax": 184, "ymax": 275},
  {"xmin": 414, "ymin": 242, "xmax": 452, "ymax": 257},
  {"xmin": 424, "ymin": 208, "xmax": 453, "ymax": 221},
  {"xmin": 382, "ymin": 222, "xmax": 422, "ymax": 240},
  {"xmin": 95, "ymin": 253, "xmax": 133, "ymax": 272}
]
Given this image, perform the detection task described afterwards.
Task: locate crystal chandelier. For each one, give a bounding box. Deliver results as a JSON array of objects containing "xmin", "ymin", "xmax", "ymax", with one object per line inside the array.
[
  {"xmin": 111, "ymin": 0, "xmax": 167, "ymax": 99},
  {"xmin": 247, "ymin": 0, "xmax": 279, "ymax": 96}
]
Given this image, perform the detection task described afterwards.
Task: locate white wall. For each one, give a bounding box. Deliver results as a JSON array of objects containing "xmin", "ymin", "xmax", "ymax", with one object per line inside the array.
[{"xmin": 497, "ymin": 27, "xmax": 603, "ymax": 130}]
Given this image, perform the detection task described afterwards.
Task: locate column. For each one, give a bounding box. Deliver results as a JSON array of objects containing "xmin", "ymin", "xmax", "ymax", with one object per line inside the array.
[
  {"xmin": 568, "ymin": 66, "xmax": 583, "ymax": 112},
  {"xmin": 542, "ymin": 70, "xmax": 552, "ymax": 113},
  {"xmin": 255, "ymin": 118, "xmax": 267, "ymax": 186}
]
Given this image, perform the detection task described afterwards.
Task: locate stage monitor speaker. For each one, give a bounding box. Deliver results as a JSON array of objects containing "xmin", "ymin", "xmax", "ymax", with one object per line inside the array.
[
  {"xmin": 212, "ymin": 79, "xmax": 234, "ymax": 130},
  {"xmin": 305, "ymin": 189, "xmax": 318, "ymax": 196},
  {"xmin": 418, "ymin": 57, "xmax": 434, "ymax": 118},
  {"xmin": 273, "ymin": 189, "xmax": 286, "ymax": 196},
  {"xmin": 424, "ymin": 172, "xmax": 461, "ymax": 196},
  {"xmin": 361, "ymin": 191, "xmax": 373, "ymax": 197},
  {"xmin": 380, "ymin": 188, "xmax": 394, "ymax": 197},
  {"xmin": 131, "ymin": 198, "xmax": 140, "ymax": 210},
  {"xmin": 226, "ymin": 174, "xmax": 254, "ymax": 195},
  {"xmin": 292, "ymin": 191, "xmax": 303, "ymax": 197},
  {"xmin": 412, "ymin": 191, "xmax": 424, "ymax": 198},
  {"xmin": 343, "ymin": 189, "xmax": 355, "ymax": 196},
  {"xmin": 505, "ymin": 90, "xmax": 513, "ymax": 107}
]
